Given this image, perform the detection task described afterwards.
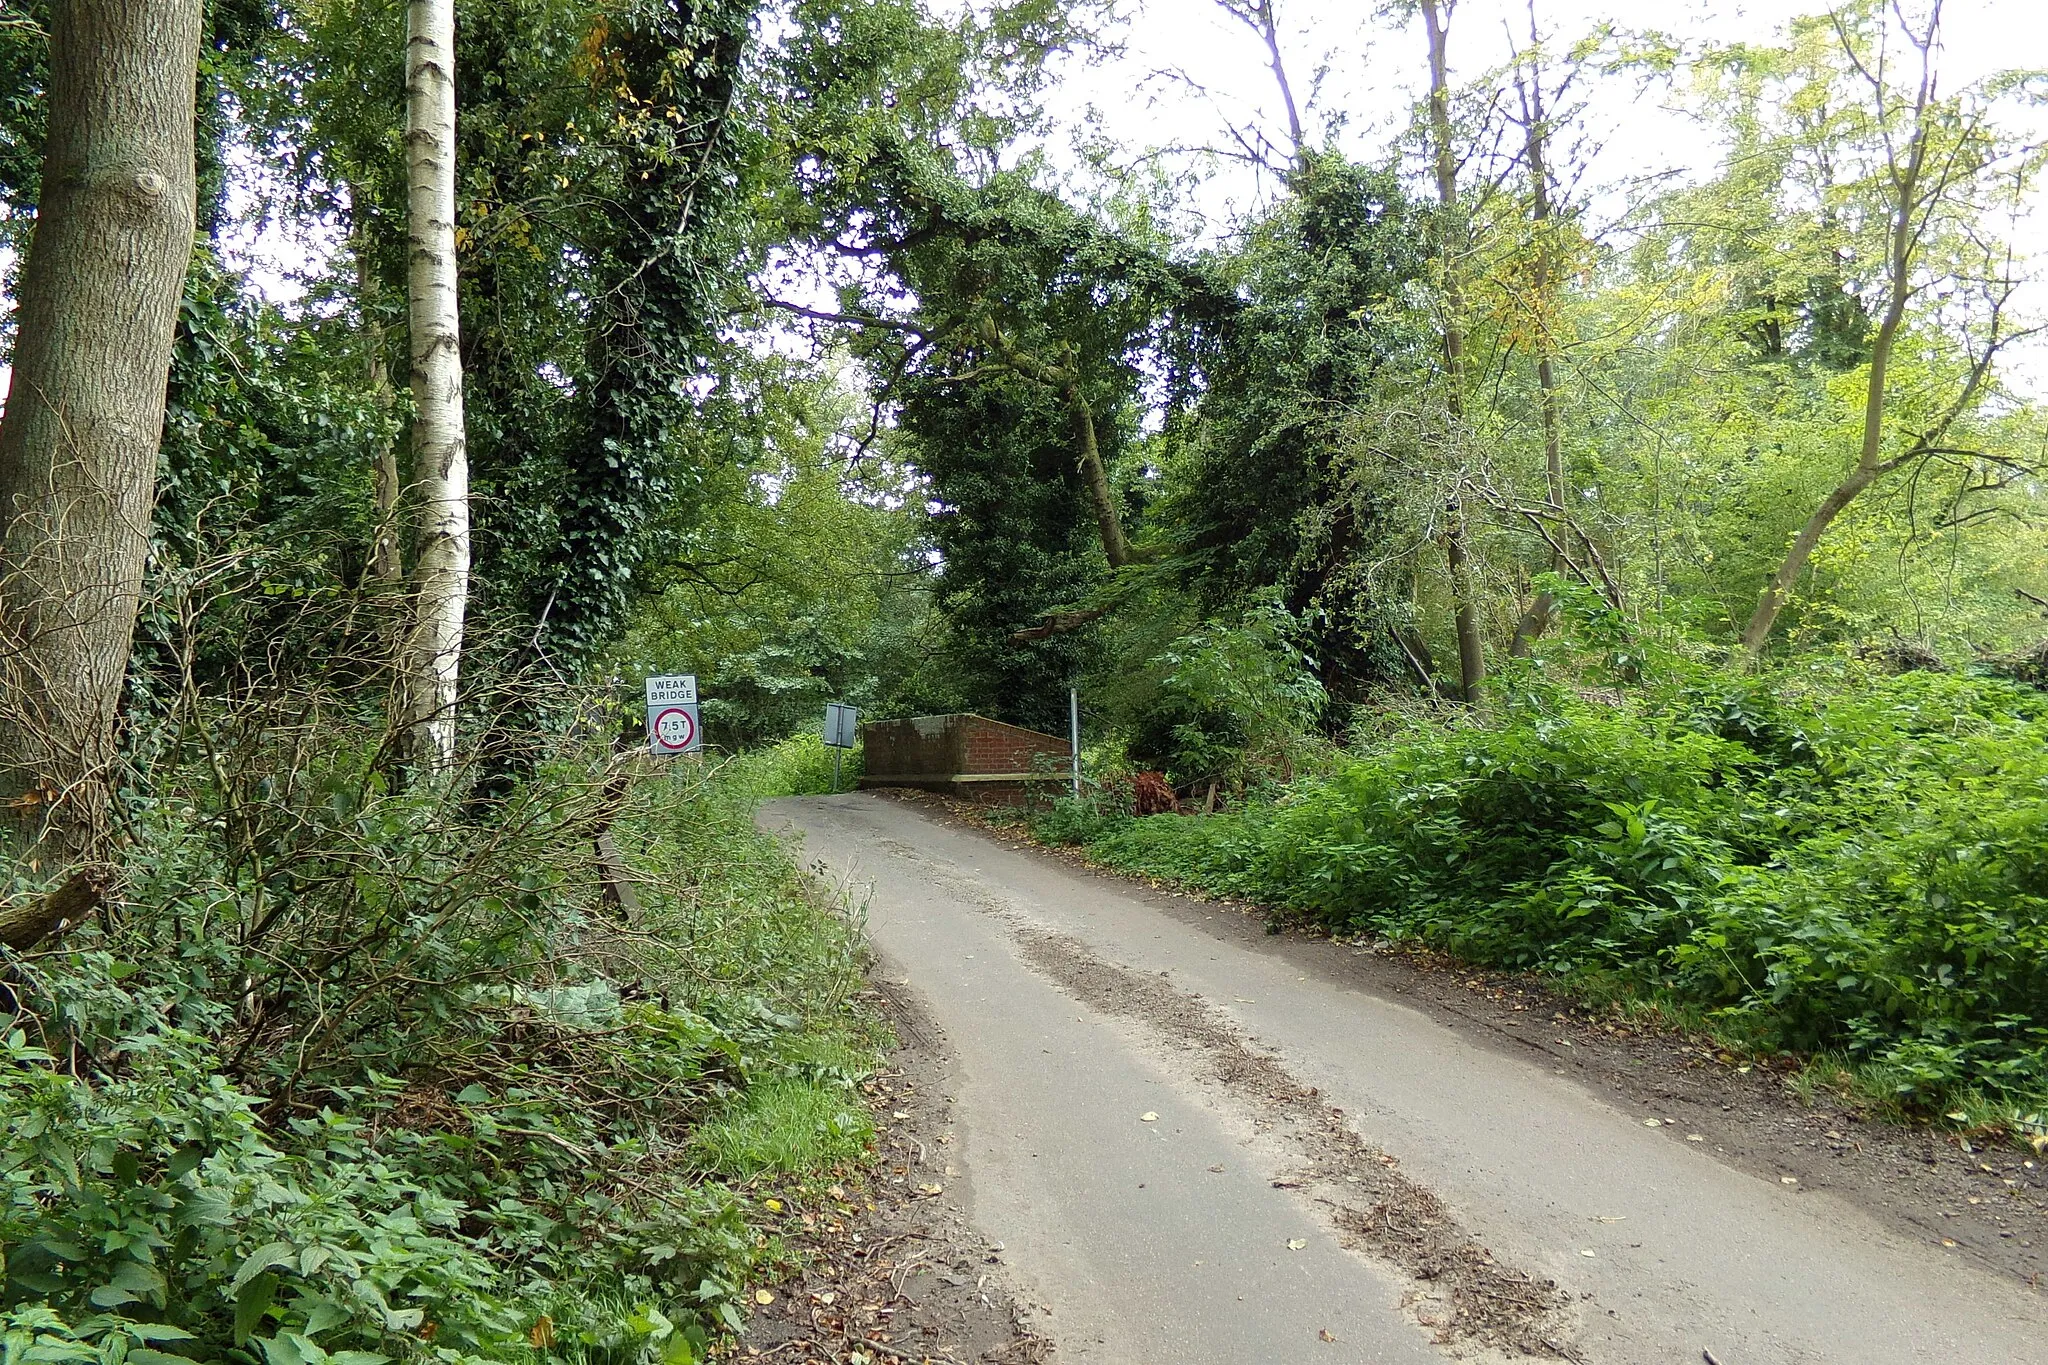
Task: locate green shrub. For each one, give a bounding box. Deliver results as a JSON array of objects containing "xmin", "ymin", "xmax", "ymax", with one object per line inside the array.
[
  {"xmin": 1126, "ymin": 592, "xmax": 1329, "ymax": 791},
  {"xmin": 2, "ymin": 727, "xmax": 881, "ymax": 1365},
  {"xmin": 1029, "ymin": 795, "xmax": 1133, "ymax": 847},
  {"xmin": 716, "ymin": 732, "xmax": 862, "ymax": 801},
  {"xmin": 1086, "ymin": 667, "xmax": 2048, "ymax": 1110}
]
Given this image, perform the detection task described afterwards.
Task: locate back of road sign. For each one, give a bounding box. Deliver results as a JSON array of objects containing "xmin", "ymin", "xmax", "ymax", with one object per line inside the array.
[{"xmin": 823, "ymin": 702, "xmax": 858, "ymax": 749}]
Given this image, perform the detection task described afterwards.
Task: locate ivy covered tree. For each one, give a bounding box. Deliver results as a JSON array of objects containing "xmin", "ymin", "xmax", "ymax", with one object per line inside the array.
[
  {"xmin": 1156, "ymin": 156, "xmax": 1435, "ymax": 708},
  {"xmin": 535, "ymin": 0, "xmax": 758, "ymax": 665}
]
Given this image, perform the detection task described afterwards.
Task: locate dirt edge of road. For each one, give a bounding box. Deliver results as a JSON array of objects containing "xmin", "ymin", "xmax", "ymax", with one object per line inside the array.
[
  {"xmin": 1014, "ymin": 927, "xmax": 1576, "ymax": 1359},
  {"xmin": 880, "ymin": 788, "xmax": 2048, "ymax": 1294},
  {"xmin": 736, "ymin": 974, "xmax": 1052, "ymax": 1365}
]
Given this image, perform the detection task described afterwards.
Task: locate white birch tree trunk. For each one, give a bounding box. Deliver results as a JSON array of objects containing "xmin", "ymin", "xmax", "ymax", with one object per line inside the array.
[{"xmin": 397, "ymin": 0, "xmax": 470, "ymax": 768}]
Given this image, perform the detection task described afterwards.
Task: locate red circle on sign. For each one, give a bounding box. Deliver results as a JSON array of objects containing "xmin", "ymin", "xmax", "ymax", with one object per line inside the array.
[{"xmin": 653, "ymin": 706, "xmax": 696, "ymax": 752}]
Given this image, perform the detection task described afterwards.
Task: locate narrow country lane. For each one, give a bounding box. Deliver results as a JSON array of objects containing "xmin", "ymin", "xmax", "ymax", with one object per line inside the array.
[{"xmin": 762, "ymin": 793, "xmax": 2048, "ymax": 1365}]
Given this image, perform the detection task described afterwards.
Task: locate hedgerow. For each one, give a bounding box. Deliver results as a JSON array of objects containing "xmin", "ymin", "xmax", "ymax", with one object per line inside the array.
[{"xmin": 1073, "ymin": 663, "xmax": 2048, "ymax": 1113}]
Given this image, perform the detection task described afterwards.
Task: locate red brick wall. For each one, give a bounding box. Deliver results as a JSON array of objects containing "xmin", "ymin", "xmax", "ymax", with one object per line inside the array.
[
  {"xmin": 863, "ymin": 715, "xmax": 967, "ymax": 779},
  {"xmin": 856, "ymin": 716, "xmax": 1064, "ymax": 789},
  {"xmin": 959, "ymin": 716, "xmax": 1070, "ymax": 775}
]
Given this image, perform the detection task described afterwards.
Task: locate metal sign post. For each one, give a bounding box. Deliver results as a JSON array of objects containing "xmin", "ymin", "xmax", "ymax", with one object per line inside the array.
[
  {"xmin": 646, "ymin": 674, "xmax": 702, "ymax": 757},
  {"xmin": 823, "ymin": 702, "xmax": 858, "ymax": 792}
]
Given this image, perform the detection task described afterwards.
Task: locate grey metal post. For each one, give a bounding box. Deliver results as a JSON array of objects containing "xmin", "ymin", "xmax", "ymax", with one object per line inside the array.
[
  {"xmin": 1069, "ymin": 687, "xmax": 1081, "ymax": 798},
  {"xmin": 833, "ymin": 746, "xmax": 842, "ymax": 794}
]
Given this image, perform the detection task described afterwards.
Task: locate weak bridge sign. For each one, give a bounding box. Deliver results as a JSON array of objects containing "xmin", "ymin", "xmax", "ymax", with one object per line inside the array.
[{"xmin": 646, "ymin": 674, "xmax": 702, "ymax": 756}]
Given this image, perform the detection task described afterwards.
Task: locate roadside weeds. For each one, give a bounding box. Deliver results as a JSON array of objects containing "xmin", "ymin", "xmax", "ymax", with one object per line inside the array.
[{"xmin": 735, "ymin": 983, "xmax": 1050, "ymax": 1365}]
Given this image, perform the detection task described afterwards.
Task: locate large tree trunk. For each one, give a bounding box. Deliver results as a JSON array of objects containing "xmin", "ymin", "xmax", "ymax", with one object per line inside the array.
[
  {"xmin": 977, "ymin": 319, "xmax": 1132, "ymax": 573},
  {"xmin": 1420, "ymin": 0, "xmax": 1463, "ymax": 375},
  {"xmin": 1736, "ymin": 9, "xmax": 1958, "ymax": 660},
  {"xmin": 1739, "ymin": 289, "xmax": 1908, "ymax": 657},
  {"xmin": 1738, "ymin": 462, "xmax": 1884, "ymax": 657},
  {"xmin": 1443, "ymin": 509, "xmax": 1485, "ymax": 703},
  {"xmin": 1420, "ymin": 0, "xmax": 1485, "ymax": 702},
  {"xmin": 395, "ymin": 0, "xmax": 471, "ymax": 768},
  {"xmin": 1739, "ymin": 130, "xmax": 1925, "ymax": 657},
  {"xmin": 0, "ymin": 0, "xmax": 202, "ymax": 880}
]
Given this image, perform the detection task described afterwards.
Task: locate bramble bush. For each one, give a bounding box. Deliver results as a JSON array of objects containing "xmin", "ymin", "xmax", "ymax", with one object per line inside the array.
[
  {"xmin": 1084, "ymin": 661, "xmax": 2048, "ymax": 1111},
  {"xmin": 3, "ymin": 721, "xmax": 879, "ymax": 1365}
]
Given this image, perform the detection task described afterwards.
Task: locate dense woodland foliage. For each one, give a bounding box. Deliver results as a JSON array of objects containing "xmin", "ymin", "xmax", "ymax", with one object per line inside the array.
[{"xmin": 3, "ymin": 0, "xmax": 2048, "ymax": 1361}]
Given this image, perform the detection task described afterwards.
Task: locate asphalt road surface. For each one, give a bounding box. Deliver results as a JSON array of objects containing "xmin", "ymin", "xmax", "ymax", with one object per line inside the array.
[{"xmin": 761, "ymin": 793, "xmax": 2048, "ymax": 1364}]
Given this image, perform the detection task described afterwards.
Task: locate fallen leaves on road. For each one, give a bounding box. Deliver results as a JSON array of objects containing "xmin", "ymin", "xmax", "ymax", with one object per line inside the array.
[
  {"xmin": 1016, "ymin": 926, "xmax": 1573, "ymax": 1360},
  {"xmin": 1287, "ymin": 1239, "xmax": 1308, "ymax": 1250},
  {"xmin": 1140, "ymin": 1111, "xmax": 1159, "ymax": 1122}
]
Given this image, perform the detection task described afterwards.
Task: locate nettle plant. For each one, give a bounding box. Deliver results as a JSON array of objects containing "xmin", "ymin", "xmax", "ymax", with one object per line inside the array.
[{"xmin": 1, "ymin": 1008, "xmax": 521, "ymax": 1365}]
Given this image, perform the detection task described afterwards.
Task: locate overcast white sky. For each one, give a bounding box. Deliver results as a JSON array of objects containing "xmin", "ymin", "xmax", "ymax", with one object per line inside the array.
[
  {"xmin": 1038, "ymin": 0, "xmax": 2048, "ymax": 387},
  {"xmin": 1047, "ymin": 0, "xmax": 2048, "ymax": 213},
  {"xmin": 5, "ymin": 0, "xmax": 2045, "ymax": 398}
]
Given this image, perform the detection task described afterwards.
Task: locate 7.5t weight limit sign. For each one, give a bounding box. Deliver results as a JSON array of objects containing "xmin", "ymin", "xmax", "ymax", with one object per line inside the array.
[{"xmin": 645, "ymin": 674, "xmax": 702, "ymax": 756}]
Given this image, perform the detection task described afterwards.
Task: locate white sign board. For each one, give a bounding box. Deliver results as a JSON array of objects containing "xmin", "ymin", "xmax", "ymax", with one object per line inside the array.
[
  {"xmin": 823, "ymin": 702, "xmax": 859, "ymax": 749},
  {"xmin": 648, "ymin": 702, "xmax": 702, "ymax": 756},
  {"xmin": 645, "ymin": 674, "xmax": 697, "ymax": 705}
]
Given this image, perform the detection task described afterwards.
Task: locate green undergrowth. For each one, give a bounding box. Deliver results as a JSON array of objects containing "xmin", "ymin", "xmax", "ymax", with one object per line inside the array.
[
  {"xmin": 1038, "ymin": 663, "xmax": 2048, "ymax": 1134},
  {"xmin": 688, "ymin": 1077, "xmax": 873, "ymax": 1178},
  {"xmin": 2, "ymin": 733, "xmax": 881, "ymax": 1365},
  {"xmin": 613, "ymin": 739, "xmax": 884, "ymax": 1182},
  {"xmin": 710, "ymin": 733, "xmax": 862, "ymax": 803}
]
